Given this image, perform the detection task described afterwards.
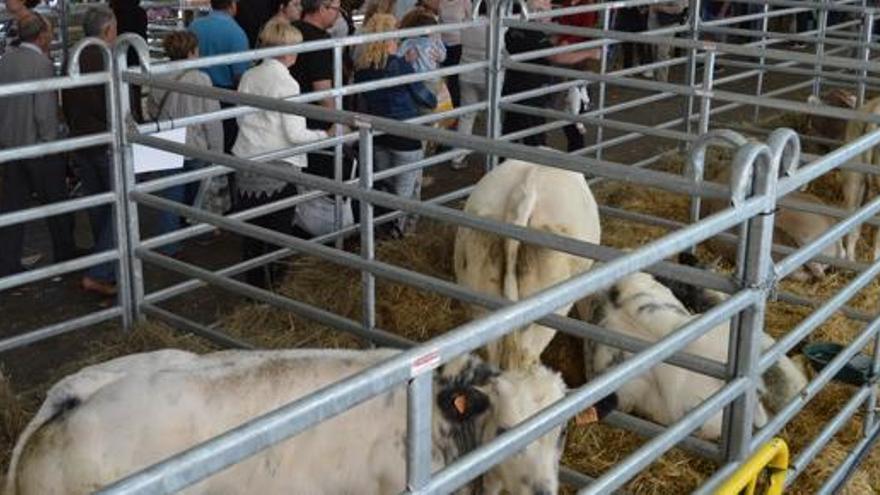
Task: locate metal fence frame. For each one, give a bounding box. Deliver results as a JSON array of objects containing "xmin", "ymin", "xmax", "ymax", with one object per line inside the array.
[{"xmin": 2, "ymin": 0, "xmax": 880, "ymax": 492}]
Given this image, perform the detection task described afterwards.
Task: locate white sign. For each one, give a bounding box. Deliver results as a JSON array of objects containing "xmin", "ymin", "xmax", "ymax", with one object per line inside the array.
[{"xmin": 132, "ymin": 128, "xmax": 187, "ymax": 174}]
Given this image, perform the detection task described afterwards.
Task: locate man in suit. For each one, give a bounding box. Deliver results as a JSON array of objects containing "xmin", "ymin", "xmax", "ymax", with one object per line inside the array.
[{"xmin": 0, "ymin": 13, "xmax": 77, "ymax": 278}]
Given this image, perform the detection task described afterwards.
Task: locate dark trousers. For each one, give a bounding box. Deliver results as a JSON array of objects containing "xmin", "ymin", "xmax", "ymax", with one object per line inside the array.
[
  {"xmin": 0, "ymin": 156, "xmax": 76, "ymax": 277},
  {"xmin": 220, "ymin": 100, "xmax": 240, "ymax": 202},
  {"xmin": 442, "ymin": 44, "xmax": 463, "ymax": 108},
  {"xmin": 563, "ymin": 124, "xmax": 584, "ymax": 152},
  {"xmin": 236, "ymin": 184, "xmax": 307, "ymax": 289},
  {"xmin": 616, "ymin": 8, "xmax": 650, "ymax": 68},
  {"xmin": 796, "ymin": 11, "xmax": 812, "ymax": 33},
  {"xmin": 502, "ymin": 96, "xmax": 549, "ymax": 146},
  {"xmin": 73, "ymin": 146, "xmax": 116, "ymax": 283},
  {"xmin": 220, "ymin": 100, "xmax": 239, "ymax": 155}
]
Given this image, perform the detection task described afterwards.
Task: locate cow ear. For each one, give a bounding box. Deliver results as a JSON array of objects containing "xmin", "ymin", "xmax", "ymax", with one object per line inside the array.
[{"xmin": 438, "ymin": 387, "xmax": 491, "ymax": 422}]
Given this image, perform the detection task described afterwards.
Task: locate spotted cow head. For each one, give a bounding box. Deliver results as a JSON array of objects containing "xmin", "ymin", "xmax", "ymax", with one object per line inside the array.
[{"xmin": 433, "ymin": 355, "xmax": 568, "ymax": 495}]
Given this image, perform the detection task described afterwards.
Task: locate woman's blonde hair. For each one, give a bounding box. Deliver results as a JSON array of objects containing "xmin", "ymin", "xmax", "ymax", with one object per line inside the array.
[
  {"xmin": 257, "ymin": 17, "xmax": 303, "ymax": 48},
  {"xmin": 354, "ymin": 14, "xmax": 397, "ymax": 70},
  {"xmin": 363, "ymin": 0, "xmax": 395, "ymax": 23}
]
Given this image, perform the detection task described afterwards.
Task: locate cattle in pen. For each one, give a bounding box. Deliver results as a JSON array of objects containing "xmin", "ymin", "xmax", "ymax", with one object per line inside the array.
[
  {"xmin": 5, "ymin": 348, "xmax": 613, "ymax": 495},
  {"xmin": 587, "ymin": 270, "xmax": 807, "ymax": 440},
  {"xmin": 700, "ymin": 164, "xmax": 844, "ymax": 281},
  {"xmin": 838, "ymin": 96, "xmax": 880, "ymax": 262},
  {"xmin": 454, "ymin": 158, "xmax": 601, "ymax": 370},
  {"xmin": 806, "ymin": 90, "xmax": 880, "ymax": 262}
]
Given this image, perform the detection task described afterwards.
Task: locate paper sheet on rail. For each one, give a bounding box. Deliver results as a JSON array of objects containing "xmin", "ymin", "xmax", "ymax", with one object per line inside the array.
[{"xmin": 132, "ymin": 128, "xmax": 187, "ymax": 174}]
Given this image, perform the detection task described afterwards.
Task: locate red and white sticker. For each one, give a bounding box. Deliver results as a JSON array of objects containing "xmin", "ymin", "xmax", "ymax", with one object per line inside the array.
[{"xmin": 410, "ymin": 349, "xmax": 441, "ymax": 377}]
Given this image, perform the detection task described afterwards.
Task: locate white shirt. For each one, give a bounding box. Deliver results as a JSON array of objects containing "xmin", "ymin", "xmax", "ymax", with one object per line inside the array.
[{"xmin": 233, "ymin": 58, "xmax": 328, "ymax": 168}]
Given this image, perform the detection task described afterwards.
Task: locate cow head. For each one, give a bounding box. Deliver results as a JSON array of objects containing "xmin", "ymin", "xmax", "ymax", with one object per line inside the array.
[
  {"xmin": 805, "ymin": 89, "xmax": 857, "ymax": 142},
  {"xmin": 656, "ymin": 252, "xmax": 728, "ymax": 314},
  {"xmin": 434, "ymin": 356, "xmax": 568, "ymax": 495}
]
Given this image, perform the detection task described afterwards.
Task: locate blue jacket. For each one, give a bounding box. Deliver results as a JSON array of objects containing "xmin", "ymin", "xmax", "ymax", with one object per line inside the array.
[
  {"xmin": 190, "ymin": 11, "xmax": 250, "ymax": 88},
  {"xmin": 354, "ymin": 55, "xmax": 437, "ymax": 150}
]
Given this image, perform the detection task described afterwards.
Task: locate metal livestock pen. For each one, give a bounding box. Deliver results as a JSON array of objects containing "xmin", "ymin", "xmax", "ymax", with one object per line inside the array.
[{"xmin": 1, "ymin": 0, "xmax": 880, "ymax": 492}]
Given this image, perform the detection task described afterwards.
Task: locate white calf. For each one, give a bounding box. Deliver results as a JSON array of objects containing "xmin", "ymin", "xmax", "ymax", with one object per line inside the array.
[
  {"xmin": 6, "ymin": 349, "xmax": 568, "ymax": 495},
  {"xmin": 454, "ymin": 159, "xmax": 601, "ymax": 370},
  {"xmin": 701, "ymin": 166, "xmax": 844, "ymax": 281},
  {"xmin": 805, "ymin": 90, "xmax": 880, "ymax": 262},
  {"xmin": 840, "ymin": 96, "xmax": 880, "ymax": 262},
  {"xmin": 588, "ymin": 272, "xmax": 807, "ymax": 440}
]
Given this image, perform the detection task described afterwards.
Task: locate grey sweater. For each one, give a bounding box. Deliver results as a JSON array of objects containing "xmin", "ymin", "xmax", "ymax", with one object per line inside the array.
[{"xmin": 146, "ymin": 69, "xmax": 223, "ymax": 154}]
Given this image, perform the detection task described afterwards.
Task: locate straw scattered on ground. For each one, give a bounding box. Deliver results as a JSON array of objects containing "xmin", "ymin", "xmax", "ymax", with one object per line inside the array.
[{"xmin": 2, "ymin": 139, "xmax": 879, "ymax": 493}]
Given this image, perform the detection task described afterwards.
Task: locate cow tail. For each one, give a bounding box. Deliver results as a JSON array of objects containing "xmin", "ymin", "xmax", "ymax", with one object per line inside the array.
[
  {"xmin": 5, "ymin": 406, "xmax": 52, "ymax": 495},
  {"xmin": 5, "ymin": 370, "xmax": 120, "ymax": 495},
  {"xmin": 502, "ymin": 168, "xmax": 539, "ymax": 303}
]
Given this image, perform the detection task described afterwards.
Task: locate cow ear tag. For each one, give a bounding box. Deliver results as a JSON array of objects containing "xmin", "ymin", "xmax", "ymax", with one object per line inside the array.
[{"xmin": 453, "ymin": 393, "xmax": 468, "ymax": 415}]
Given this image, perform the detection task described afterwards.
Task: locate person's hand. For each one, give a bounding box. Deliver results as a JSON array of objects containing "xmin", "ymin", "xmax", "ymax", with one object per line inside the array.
[
  {"xmin": 429, "ymin": 45, "xmax": 443, "ymax": 63},
  {"xmin": 328, "ymin": 123, "xmax": 349, "ymax": 135}
]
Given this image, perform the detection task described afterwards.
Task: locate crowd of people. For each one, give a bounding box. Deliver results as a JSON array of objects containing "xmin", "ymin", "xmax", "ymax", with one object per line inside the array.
[{"xmin": 0, "ymin": 0, "xmax": 829, "ymax": 295}]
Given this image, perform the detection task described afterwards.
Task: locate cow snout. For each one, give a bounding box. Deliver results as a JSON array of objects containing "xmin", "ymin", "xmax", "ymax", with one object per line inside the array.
[{"xmin": 533, "ymin": 485, "xmax": 554, "ymax": 495}]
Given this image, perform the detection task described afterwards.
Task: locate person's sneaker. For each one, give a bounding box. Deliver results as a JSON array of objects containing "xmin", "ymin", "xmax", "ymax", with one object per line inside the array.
[
  {"xmin": 81, "ymin": 276, "xmax": 118, "ymax": 297},
  {"xmin": 20, "ymin": 253, "xmax": 42, "ymax": 268}
]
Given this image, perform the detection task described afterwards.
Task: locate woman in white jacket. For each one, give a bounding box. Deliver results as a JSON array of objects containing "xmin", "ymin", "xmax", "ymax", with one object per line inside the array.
[{"xmin": 232, "ymin": 18, "xmax": 331, "ymax": 288}]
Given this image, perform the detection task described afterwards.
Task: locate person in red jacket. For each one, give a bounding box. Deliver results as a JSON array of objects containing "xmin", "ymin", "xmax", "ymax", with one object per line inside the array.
[{"xmin": 556, "ymin": 0, "xmax": 596, "ymax": 45}]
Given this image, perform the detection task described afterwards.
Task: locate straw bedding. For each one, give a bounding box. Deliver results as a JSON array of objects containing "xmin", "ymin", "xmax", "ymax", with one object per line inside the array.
[{"xmin": 2, "ymin": 140, "xmax": 879, "ymax": 493}]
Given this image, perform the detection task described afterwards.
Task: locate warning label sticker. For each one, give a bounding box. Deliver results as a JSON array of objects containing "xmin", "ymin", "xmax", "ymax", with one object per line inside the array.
[{"xmin": 410, "ymin": 349, "xmax": 441, "ymax": 377}]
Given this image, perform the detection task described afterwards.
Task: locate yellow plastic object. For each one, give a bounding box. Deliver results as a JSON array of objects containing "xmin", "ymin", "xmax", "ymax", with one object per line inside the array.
[{"xmin": 716, "ymin": 438, "xmax": 789, "ymax": 495}]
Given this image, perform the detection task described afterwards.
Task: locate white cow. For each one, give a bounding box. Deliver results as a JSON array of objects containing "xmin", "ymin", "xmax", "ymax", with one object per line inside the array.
[
  {"xmin": 588, "ymin": 271, "xmax": 807, "ymax": 440},
  {"xmin": 805, "ymin": 90, "xmax": 880, "ymax": 262},
  {"xmin": 701, "ymin": 166, "xmax": 844, "ymax": 281},
  {"xmin": 6, "ymin": 349, "xmax": 570, "ymax": 495},
  {"xmin": 839, "ymin": 96, "xmax": 880, "ymax": 262},
  {"xmin": 454, "ymin": 159, "xmax": 601, "ymax": 370}
]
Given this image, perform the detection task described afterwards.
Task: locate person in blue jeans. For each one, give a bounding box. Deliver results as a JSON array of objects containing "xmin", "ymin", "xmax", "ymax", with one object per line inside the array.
[
  {"xmin": 147, "ymin": 31, "xmax": 226, "ymax": 257},
  {"xmin": 354, "ymin": 13, "xmax": 437, "ymax": 238},
  {"xmin": 63, "ymin": 7, "xmax": 119, "ymax": 296}
]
